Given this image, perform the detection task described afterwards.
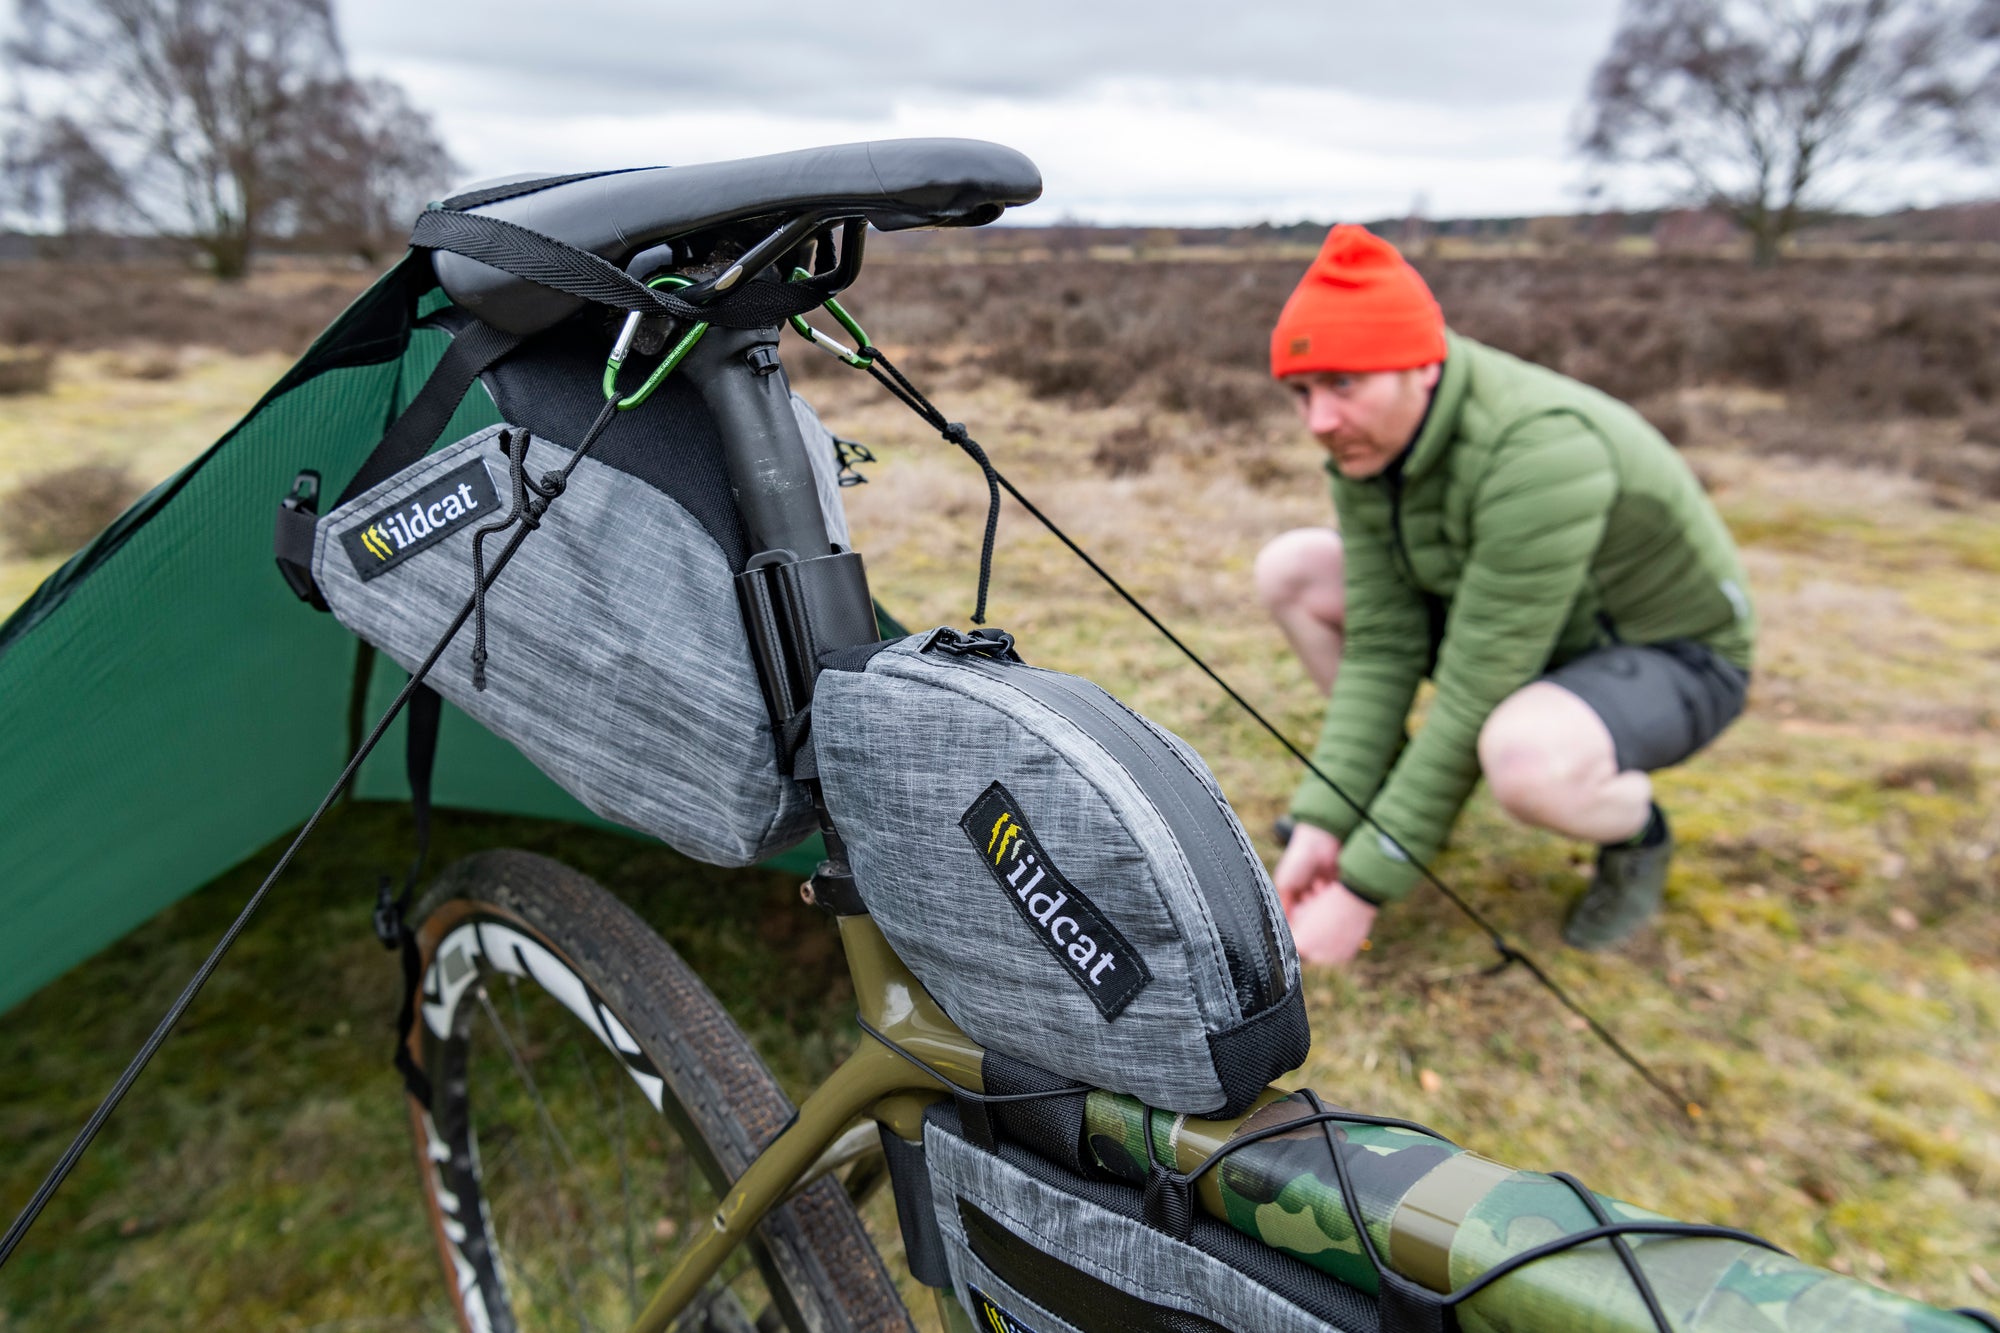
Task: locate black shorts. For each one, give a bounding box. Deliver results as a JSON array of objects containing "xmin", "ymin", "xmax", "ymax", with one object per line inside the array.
[{"xmin": 1543, "ymin": 641, "xmax": 1749, "ymax": 773}]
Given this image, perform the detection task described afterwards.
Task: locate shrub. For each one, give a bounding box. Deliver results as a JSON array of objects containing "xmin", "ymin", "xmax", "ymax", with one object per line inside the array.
[
  {"xmin": 118, "ymin": 349, "xmax": 182, "ymax": 382},
  {"xmin": 1090, "ymin": 419, "xmax": 1159, "ymax": 477},
  {"xmin": 0, "ymin": 348, "xmax": 55, "ymax": 396},
  {"xmin": 1157, "ymin": 364, "xmax": 1274, "ymax": 426},
  {"xmin": 1, "ymin": 462, "xmax": 144, "ymax": 558}
]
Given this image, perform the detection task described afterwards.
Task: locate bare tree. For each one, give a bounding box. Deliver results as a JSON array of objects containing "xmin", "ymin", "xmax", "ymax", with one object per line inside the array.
[
  {"xmin": 282, "ymin": 78, "xmax": 457, "ymax": 264},
  {"xmin": 2, "ymin": 116, "xmax": 132, "ymax": 246},
  {"xmin": 1580, "ymin": 0, "xmax": 2000, "ymax": 264},
  {"xmin": 3, "ymin": 0, "xmax": 453, "ymax": 277}
]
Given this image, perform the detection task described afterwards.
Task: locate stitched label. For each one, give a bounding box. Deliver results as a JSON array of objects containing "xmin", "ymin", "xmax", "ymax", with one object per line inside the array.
[
  {"xmin": 960, "ymin": 780, "xmax": 1151, "ymax": 1020},
  {"xmin": 969, "ymin": 1285, "xmax": 1042, "ymax": 1333},
  {"xmin": 340, "ymin": 459, "xmax": 499, "ymax": 581}
]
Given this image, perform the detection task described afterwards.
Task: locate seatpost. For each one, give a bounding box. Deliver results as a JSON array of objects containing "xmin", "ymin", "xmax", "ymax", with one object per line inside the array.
[
  {"xmin": 684, "ymin": 324, "xmax": 833, "ymax": 560},
  {"xmin": 698, "ymin": 320, "xmax": 878, "ymax": 886}
]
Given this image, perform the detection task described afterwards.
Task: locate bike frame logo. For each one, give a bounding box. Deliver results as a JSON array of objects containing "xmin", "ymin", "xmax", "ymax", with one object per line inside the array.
[
  {"xmin": 340, "ymin": 458, "xmax": 501, "ymax": 581},
  {"xmin": 960, "ymin": 780, "xmax": 1151, "ymax": 1019}
]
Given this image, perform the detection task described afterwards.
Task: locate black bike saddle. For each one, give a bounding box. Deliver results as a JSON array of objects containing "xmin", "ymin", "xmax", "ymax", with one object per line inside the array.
[{"xmin": 430, "ymin": 137, "xmax": 1041, "ymax": 335}]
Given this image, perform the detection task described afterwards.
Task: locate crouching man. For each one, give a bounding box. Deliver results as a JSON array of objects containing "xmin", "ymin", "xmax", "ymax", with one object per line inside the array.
[{"xmin": 1260, "ymin": 226, "xmax": 1755, "ymax": 963}]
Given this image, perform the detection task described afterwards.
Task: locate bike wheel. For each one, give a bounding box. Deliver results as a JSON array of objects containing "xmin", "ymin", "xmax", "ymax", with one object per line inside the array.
[{"xmin": 403, "ymin": 849, "xmax": 912, "ymax": 1333}]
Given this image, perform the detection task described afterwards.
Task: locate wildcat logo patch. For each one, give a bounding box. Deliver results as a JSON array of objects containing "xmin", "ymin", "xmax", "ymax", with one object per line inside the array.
[
  {"xmin": 969, "ymin": 1287, "xmax": 1040, "ymax": 1333},
  {"xmin": 340, "ymin": 459, "xmax": 499, "ymax": 580},
  {"xmin": 960, "ymin": 780, "xmax": 1151, "ymax": 1020}
]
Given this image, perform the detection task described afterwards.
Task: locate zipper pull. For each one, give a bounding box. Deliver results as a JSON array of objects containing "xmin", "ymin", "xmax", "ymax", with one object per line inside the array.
[{"xmin": 922, "ymin": 626, "xmax": 1023, "ymax": 662}]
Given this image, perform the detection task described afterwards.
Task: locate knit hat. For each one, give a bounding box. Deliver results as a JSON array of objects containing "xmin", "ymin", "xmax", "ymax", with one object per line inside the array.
[{"xmin": 1269, "ymin": 225, "xmax": 1447, "ymax": 377}]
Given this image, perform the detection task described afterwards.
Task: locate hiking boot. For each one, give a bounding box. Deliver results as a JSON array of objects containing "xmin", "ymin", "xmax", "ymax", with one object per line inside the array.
[{"xmin": 1564, "ymin": 806, "xmax": 1672, "ymax": 950}]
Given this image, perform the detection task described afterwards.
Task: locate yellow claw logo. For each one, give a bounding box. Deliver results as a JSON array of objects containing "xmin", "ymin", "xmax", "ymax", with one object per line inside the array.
[
  {"xmin": 987, "ymin": 812, "xmax": 1022, "ymax": 865},
  {"xmin": 360, "ymin": 524, "xmax": 393, "ymax": 560}
]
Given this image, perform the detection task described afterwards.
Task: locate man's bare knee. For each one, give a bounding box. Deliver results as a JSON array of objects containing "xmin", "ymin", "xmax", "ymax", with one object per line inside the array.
[
  {"xmin": 1479, "ymin": 685, "xmax": 1617, "ymax": 822},
  {"xmin": 1255, "ymin": 528, "xmax": 1344, "ymax": 617},
  {"xmin": 1482, "ymin": 740, "xmax": 1586, "ymax": 822}
]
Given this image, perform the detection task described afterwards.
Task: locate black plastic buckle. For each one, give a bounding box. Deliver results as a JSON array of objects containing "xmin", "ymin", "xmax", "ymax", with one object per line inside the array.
[
  {"xmin": 371, "ymin": 877, "xmax": 403, "ymax": 951},
  {"xmin": 274, "ymin": 469, "xmax": 328, "ymax": 611},
  {"xmin": 923, "ymin": 625, "xmax": 1021, "ymax": 661}
]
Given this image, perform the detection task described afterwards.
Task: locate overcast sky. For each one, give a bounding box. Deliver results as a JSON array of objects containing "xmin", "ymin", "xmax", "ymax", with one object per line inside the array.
[
  {"xmin": 335, "ymin": 0, "xmax": 1993, "ymax": 224},
  {"xmin": 335, "ymin": 0, "xmax": 1627, "ymax": 224}
]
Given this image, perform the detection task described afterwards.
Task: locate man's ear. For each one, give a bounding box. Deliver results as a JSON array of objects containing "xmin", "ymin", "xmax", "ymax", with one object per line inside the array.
[{"xmin": 1418, "ymin": 361, "xmax": 1443, "ymax": 391}]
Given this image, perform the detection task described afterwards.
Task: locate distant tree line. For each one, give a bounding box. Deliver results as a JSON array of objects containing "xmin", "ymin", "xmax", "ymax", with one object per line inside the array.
[{"xmin": 1, "ymin": 0, "xmax": 455, "ymax": 278}]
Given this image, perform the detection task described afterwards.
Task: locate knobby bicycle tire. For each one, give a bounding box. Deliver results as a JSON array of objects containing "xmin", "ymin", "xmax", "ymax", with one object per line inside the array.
[{"xmin": 404, "ymin": 849, "xmax": 913, "ymax": 1333}]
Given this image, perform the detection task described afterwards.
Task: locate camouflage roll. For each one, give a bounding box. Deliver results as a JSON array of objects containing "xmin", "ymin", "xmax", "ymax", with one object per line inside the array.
[{"xmin": 1082, "ymin": 1090, "xmax": 1985, "ymax": 1333}]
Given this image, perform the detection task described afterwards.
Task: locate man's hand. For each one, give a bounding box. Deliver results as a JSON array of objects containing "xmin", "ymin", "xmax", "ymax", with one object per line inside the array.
[
  {"xmin": 1273, "ymin": 822, "xmax": 1342, "ymax": 913},
  {"xmin": 1287, "ymin": 881, "xmax": 1378, "ymax": 966},
  {"xmin": 1274, "ymin": 824, "xmax": 1377, "ymax": 965}
]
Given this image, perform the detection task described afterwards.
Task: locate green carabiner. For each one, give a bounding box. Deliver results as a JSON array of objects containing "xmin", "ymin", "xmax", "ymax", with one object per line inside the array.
[
  {"xmin": 603, "ymin": 274, "xmax": 708, "ymax": 411},
  {"xmin": 786, "ymin": 267, "xmax": 873, "ymax": 368}
]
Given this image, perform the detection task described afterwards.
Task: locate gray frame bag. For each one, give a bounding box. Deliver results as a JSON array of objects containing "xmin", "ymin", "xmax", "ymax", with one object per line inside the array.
[
  {"xmin": 310, "ymin": 392, "xmax": 851, "ymax": 868},
  {"xmin": 912, "ymin": 1102, "xmax": 1376, "ymax": 1333},
  {"xmin": 811, "ymin": 627, "xmax": 1309, "ymax": 1116}
]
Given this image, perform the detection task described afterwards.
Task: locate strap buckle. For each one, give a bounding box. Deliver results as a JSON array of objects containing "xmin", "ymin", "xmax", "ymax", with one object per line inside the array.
[
  {"xmin": 371, "ymin": 876, "xmax": 403, "ymax": 951},
  {"xmin": 273, "ymin": 469, "xmax": 328, "ymax": 611}
]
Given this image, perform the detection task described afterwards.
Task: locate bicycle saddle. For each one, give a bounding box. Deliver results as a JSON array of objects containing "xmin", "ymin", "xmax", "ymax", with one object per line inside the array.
[{"xmin": 431, "ymin": 137, "xmax": 1041, "ymax": 335}]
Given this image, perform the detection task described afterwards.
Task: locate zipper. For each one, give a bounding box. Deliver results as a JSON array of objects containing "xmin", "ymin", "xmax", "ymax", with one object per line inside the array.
[
  {"xmin": 920, "ymin": 631, "xmax": 1285, "ymax": 1015},
  {"xmin": 1383, "ymin": 467, "xmax": 1420, "ymax": 588}
]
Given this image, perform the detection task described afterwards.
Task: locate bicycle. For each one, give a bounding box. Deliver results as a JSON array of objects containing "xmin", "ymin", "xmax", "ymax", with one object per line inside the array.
[{"xmin": 9, "ymin": 139, "xmax": 1992, "ymax": 1333}]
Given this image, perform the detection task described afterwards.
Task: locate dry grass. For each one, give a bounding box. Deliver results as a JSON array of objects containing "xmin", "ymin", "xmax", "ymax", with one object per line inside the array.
[
  {"xmin": 804, "ymin": 357, "xmax": 2000, "ymax": 1311},
  {"xmin": 0, "ymin": 347, "xmax": 55, "ymax": 396},
  {"xmin": 1, "ymin": 252, "xmax": 1997, "ymax": 1324},
  {"xmin": 0, "ymin": 462, "xmax": 143, "ymax": 558}
]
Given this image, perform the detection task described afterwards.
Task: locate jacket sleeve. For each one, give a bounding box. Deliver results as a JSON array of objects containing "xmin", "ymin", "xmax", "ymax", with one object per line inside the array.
[
  {"xmin": 1287, "ymin": 483, "xmax": 1432, "ymax": 841},
  {"xmin": 1338, "ymin": 417, "xmax": 1617, "ymax": 903}
]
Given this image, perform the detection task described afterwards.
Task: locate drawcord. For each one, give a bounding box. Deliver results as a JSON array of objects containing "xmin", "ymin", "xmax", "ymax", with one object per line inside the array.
[
  {"xmin": 858, "ymin": 344, "xmax": 1001, "ymax": 624},
  {"xmin": 469, "ymin": 426, "xmax": 576, "ymax": 690},
  {"xmin": 851, "ymin": 344, "xmax": 1696, "ymax": 1121}
]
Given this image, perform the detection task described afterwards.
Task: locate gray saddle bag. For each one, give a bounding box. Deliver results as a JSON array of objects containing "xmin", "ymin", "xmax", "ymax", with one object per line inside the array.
[
  {"xmin": 310, "ymin": 388, "xmax": 850, "ymax": 868},
  {"xmin": 811, "ymin": 627, "xmax": 1308, "ymax": 1116}
]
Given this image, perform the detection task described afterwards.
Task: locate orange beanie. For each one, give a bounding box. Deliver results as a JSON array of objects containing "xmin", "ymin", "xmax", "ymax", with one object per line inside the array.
[{"xmin": 1269, "ymin": 225, "xmax": 1446, "ymax": 378}]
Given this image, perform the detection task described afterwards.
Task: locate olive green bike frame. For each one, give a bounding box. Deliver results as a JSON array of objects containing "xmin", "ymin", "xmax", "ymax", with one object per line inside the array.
[{"xmin": 627, "ymin": 912, "xmax": 987, "ymax": 1333}]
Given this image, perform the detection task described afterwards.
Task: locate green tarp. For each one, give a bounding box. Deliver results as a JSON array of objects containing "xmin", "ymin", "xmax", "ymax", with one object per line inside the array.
[{"xmin": 0, "ymin": 253, "xmax": 817, "ymax": 1014}]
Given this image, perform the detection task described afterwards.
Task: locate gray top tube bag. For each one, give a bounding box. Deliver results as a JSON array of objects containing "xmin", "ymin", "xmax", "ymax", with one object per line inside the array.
[
  {"xmin": 811, "ymin": 628, "xmax": 1308, "ymax": 1116},
  {"xmin": 309, "ymin": 345, "xmax": 851, "ymax": 868}
]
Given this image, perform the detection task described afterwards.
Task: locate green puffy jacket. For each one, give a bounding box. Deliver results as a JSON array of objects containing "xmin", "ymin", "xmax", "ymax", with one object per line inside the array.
[{"xmin": 1291, "ymin": 332, "xmax": 1755, "ymax": 903}]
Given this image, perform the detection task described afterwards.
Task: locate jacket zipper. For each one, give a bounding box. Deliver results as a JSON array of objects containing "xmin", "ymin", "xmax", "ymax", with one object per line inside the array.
[{"xmin": 1383, "ymin": 468, "xmax": 1419, "ymax": 587}]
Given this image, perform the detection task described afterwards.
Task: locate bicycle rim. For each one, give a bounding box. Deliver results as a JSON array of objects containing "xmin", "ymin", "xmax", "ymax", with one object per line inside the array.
[{"xmin": 404, "ymin": 850, "xmax": 911, "ymax": 1333}]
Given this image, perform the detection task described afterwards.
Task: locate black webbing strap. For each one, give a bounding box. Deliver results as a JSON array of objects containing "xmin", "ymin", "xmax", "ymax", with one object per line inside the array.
[
  {"xmin": 377, "ymin": 681, "xmax": 442, "ymax": 1108},
  {"xmin": 336, "ymin": 319, "xmax": 526, "ymax": 508},
  {"xmin": 409, "ymin": 208, "xmax": 835, "ymax": 330},
  {"xmin": 404, "ymin": 682, "xmax": 441, "ymax": 881}
]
